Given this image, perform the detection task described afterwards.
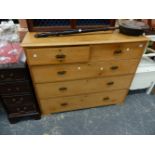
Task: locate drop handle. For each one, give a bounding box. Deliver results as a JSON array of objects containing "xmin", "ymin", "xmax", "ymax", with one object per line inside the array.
[
  {"xmin": 55, "ymin": 54, "xmax": 66, "ymax": 60},
  {"xmin": 107, "ymin": 81, "xmax": 114, "ymax": 85},
  {"xmin": 110, "ymin": 66, "xmax": 119, "ymax": 70},
  {"xmin": 103, "ymin": 97, "xmax": 110, "ymax": 101},
  {"xmin": 57, "ymin": 71, "xmax": 67, "ymax": 75},
  {"xmin": 114, "ymin": 49, "xmax": 122, "ymax": 55},
  {"xmin": 59, "ymin": 87, "xmax": 67, "ymax": 91},
  {"xmin": 61, "ymin": 103, "xmax": 68, "ymax": 106}
]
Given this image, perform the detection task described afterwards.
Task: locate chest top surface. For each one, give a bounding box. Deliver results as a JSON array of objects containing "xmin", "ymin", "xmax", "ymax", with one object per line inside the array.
[{"xmin": 21, "ymin": 31, "xmax": 148, "ymax": 48}]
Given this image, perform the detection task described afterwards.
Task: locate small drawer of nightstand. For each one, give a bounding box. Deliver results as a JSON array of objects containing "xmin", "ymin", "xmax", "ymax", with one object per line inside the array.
[
  {"xmin": 2, "ymin": 94, "xmax": 37, "ymax": 107},
  {"xmin": 6, "ymin": 104, "xmax": 36, "ymax": 115},
  {"xmin": 0, "ymin": 68, "xmax": 28, "ymax": 82},
  {"xmin": 0, "ymin": 81, "xmax": 33, "ymax": 95}
]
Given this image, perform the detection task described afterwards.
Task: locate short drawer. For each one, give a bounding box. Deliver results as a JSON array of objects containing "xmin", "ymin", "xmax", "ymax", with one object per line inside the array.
[
  {"xmin": 31, "ymin": 59, "xmax": 139, "ymax": 83},
  {"xmin": 6, "ymin": 104, "xmax": 36, "ymax": 115},
  {"xmin": 90, "ymin": 42, "xmax": 146, "ymax": 61},
  {"xmin": 0, "ymin": 81, "xmax": 33, "ymax": 95},
  {"xmin": 0, "ymin": 68, "xmax": 28, "ymax": 82},
  {"xmin": 2, "ymin": 94, "xmax": 37, "ymax": 107},
  {"xmin": 35, "ymin": 75, "xmax": 133, "ymax": 99},
  {"xmin": 26, "ymin": 46, "xmax": 90, "ymax": 65},
  {"xmin": 40, "ymin": 89, "xmax": 128, "ymax": 114}
]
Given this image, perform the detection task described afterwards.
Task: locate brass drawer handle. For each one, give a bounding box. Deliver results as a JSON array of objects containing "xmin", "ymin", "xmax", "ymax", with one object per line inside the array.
[
  {"xmin": 55, "ymin": 54, "xmax": 66, "ymax": 60},
  {"xmin": 59, "ymin": 87, "xmax": 67, "ymax": 91},
  {"xmin": 103, "ymin": 97, "xmax": 110, "ymax": 101},
  {"xmin": 61, "ymin": 103, "xmax": 68, "ymax": 106},
  {"xmin": 110, "ymin": 66, "xmax": 119, "ymax": 70},
  {"xmin": 114, "ymin": 50, "xmax": 122, "ymax": 55},
  {"xmin": 57, "ymin": 71, "xmax": 67, "ymax": 75},
  {"xmin": 107, "ymin": 81, "xmax": 114, "ymax": 85}
]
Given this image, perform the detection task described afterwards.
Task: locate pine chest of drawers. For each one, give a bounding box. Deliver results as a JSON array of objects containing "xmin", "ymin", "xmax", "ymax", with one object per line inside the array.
[{"xmin": 22, "ymin": 32, "xmax": 148, "ymax": 115}]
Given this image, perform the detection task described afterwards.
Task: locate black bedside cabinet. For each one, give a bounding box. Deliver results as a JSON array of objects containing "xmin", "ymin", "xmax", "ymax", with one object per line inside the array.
[{"xmin": 0, "ymin": 63, "xmax": 41, "ymax": 123}]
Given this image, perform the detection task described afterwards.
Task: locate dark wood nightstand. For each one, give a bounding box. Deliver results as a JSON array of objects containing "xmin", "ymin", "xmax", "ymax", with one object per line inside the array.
[{"xmin": 0, "ymin": 62, "xmax": 41, "ymax": 123}]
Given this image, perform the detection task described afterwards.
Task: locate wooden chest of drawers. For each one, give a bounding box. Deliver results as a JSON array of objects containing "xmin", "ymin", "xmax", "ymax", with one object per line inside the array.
[{"xmin": 22, "ymin": 32, "xmax": 148, "ymax": 115}]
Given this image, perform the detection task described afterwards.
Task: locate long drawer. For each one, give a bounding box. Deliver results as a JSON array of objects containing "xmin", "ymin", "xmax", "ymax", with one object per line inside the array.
[
  {"xmin": 31, "ymin": 59, "xmax": 139, "ymax": 83},
  {"xmin": 40, "ymin": 89, "xmax": 128, "ymax": 114},
  {"xmin": 26, "ymin": 46, "xmax": 90, "ymax": 65},
  {"xmin": 35, "ymin": 75, "xmax": 133, "ymax": 99},
  {"xmin": 90, "ymin": 42, "xmax": 146, "ymax": 61}
]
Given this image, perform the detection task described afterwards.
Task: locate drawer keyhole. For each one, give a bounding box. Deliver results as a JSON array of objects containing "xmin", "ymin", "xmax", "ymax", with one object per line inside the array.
[
  {"xmin": 57, "ymin": 71, "xmax": 66, "ymax": 75},
  {"xmin": 107, "ymin": 81, "xmax": 114, "ymax": 85},
  {"xmin": 110, "ymin": 66, "xmax": 119, "ymax": 70},
  {"xmin": 59, "ymin": 87, "xmax": 67, "ymax": 91}
]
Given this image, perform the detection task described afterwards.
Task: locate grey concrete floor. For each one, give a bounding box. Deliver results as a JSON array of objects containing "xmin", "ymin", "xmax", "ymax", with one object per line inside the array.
[{"xmin": 0, "ymin": 93, "xmax": 155, "ymax": 135}]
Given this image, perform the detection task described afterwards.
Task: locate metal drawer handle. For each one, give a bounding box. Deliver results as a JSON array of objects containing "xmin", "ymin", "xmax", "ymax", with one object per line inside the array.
[
  {"xmin": 110, "ymin": 66, "xmax": 119, "ymax": 70},
  {"xmin": 55, "ymin": 54, "xmax": 66, "ymax": 60},
  {"xmin": 61, "ymin": 103, "xmax": 68, "ymax": 106},
  {"xmin": 9, "ymin": 73, "xmax": 14, "ymax": 77},
  {"xmin": 8, "ymin": 88, "xmax": 11, "ymax": 91},
  {"xmin": 16, "ymin": 87, "xmax": 20, "ymax": 91},
  {"xmin": 57, "ymin": 71, "xmax": 67, "ymax": 75},
  {"xmin": 23, "ymin": 107, "xmax": 27, "ymax": 110},
  {"xmin": 0, "ymin": 74, "xmax": 4, "ymax": 78},
  {"xmin": 107, "ymin": 81, "xmax": 114, "ymax": 85},
  {"xmin": 12, "ymin": 98, "xmax": 16, "ymax": 102},
  {"xmin": 59, "ymin": 87, "xmax": 67, "ymax": 91},
  {"xmin": 103, "ymin": 97, "xmax": 110, "ymax": 101},
  {"xmin": 20, "ymin": 97, "xmax": 23, "ymax": 101},
  {"xmin": 17, "ymin": 108, "xmax": 20, "ymax": 111},
  {"xmin": 114, "ymin": 50, "xmax": 122, "ymax": 55}
]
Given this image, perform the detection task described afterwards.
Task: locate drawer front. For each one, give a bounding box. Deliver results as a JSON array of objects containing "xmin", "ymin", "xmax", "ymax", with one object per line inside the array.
[
  {"xmin": 6, "ymin": 104, "xmax": 36, "ymax": 115},
  {"xmin": 0, "ymin": 81, "xmax": 32, "ymax": 95},
  {"xmin": 0, "ymin": 69, "xmax": 28, "ymax": 82},
  {"xmin": 31, "ymin": 59, "xmax": 139, "ymax": 83},
  {"xmin": 40, "ymin": 89, "xmax": 128, "ymax": 114},
  {"xmin": 2, "ymin": 94, "xmax": 36, "ymax": 107},
  {"xmin": 35, "ymin": 75, "xmax": 133, "ymax": 99},
  {"xmin": 90, "ymin": 42, "xmax": 146, "ymax": 61},
  {"xmin": 26, "ymin": 46, "xmax": 90, "ymax": 65}
]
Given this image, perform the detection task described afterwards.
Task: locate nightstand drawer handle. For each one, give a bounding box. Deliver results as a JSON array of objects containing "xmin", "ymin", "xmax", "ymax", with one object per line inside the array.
[
  {"xmin": 103, "ymin": 97, "xmax": 110, "ymax": 101},
  {"xmin": 107, "ymin": 81, "xmax": 114, "ymax": 85},
  {"xmin": 61, "ymin": 103, "xmax": 68, "ymax": 106},
  {"xmin": 16, "ymin": 87, "xmax": 20, "ymax": 91},
  {"xmin": 114, "ymin": 50, "xmax": 122, "ymax": 55},
  {"xmin": 55, "ymin": 54, "xmax": 66, "ymax": 60},
  {"xmin": 57, "ymin": 71, "xmax": 67, "ymax": 75},
  {"xmin": 0, "ymin": 74, "xmax": 4, "ymax": 78},
  {"xmin": 9, "ymin": 73, "xmax": 14, "ymax": 77},
  {"xmin": 59, "ymin": 87, "xmax": 67, "ymax": 91},
  {"xmin": 110, "ymin": 66, "xmax": 119, "ymax": 70}
]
